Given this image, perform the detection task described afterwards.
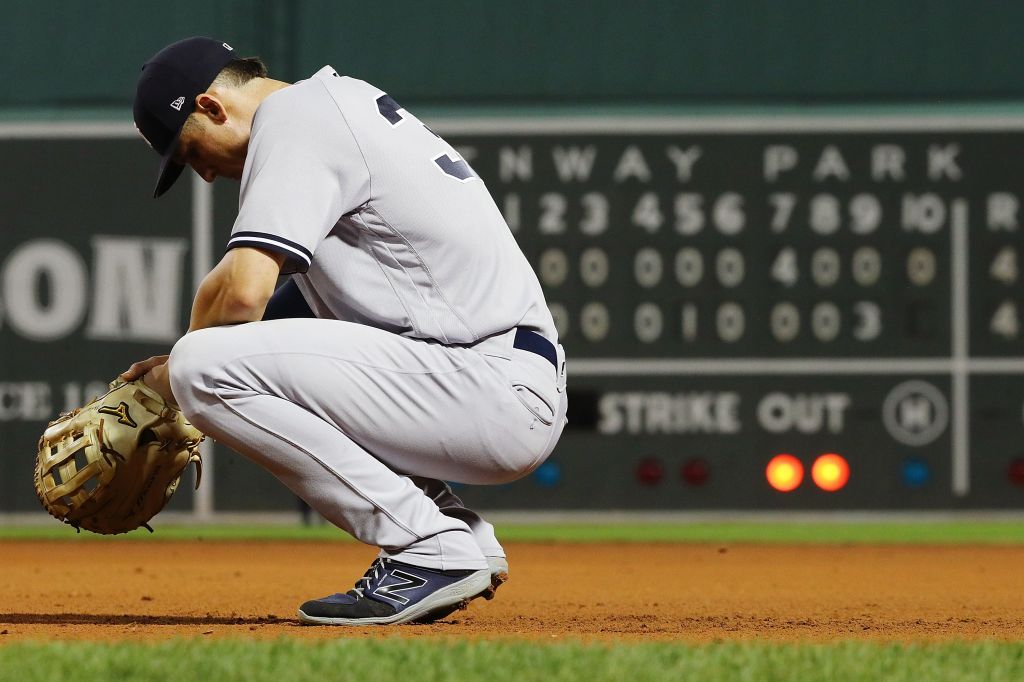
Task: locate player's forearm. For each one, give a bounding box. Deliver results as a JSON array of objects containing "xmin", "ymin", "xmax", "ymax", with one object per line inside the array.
[{"xmin": 188, "ymin": 261, "xmax": 275, "ymax": 332}]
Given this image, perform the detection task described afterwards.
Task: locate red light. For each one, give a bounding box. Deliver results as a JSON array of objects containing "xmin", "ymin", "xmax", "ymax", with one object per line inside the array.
[
  {"xmin": 812, "ymin": 453, "xmax": 850, "ymax": 492},
  {"xmin": 766, "ymin": 454, "xmax": 803, "ymax": 492},
  {"xmin": 636, "ymin": 458, "xmax": 663, "ymax": 486},
  {"xmin": 680, "ymin": 458, "xmax": 710, "ymax": 486},
  {"xmin": 1008, "ymin": 459, "xmax": 1024, "ymax": 486}
]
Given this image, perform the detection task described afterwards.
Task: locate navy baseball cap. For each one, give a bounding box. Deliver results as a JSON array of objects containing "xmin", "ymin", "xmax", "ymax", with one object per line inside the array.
[{"xmin": 133, "ymin": 37, "xmax": 236, "ymax": 197}]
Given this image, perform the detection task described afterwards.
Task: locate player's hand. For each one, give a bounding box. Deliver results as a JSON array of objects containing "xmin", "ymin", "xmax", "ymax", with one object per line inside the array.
[
  {"xmin": 121, "ymin": 355, "xmax": 170, "ymax": 382},
  {"xmin": 141, "ymin": 363, "xmax": 178, "ymax": 407}
]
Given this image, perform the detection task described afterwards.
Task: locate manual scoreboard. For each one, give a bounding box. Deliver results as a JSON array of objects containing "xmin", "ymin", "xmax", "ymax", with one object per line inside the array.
[
  {"xmin": 2, "ymin": 117, "xmax": 1023, "ymax": 513},
  {"xmin": 442, "ymin": 117, "xmax": 1024, "ymax": 509}
]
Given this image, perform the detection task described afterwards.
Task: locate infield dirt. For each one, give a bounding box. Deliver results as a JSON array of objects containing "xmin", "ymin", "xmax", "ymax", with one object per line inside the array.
[{"xmin": 1, "ymin": 541, "xmax": 1022, "ymax": 642}]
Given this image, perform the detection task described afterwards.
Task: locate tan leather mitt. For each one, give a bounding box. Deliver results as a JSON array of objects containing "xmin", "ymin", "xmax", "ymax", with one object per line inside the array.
[{"xmin": 34, "ymin": 378, "xmax": 204, "ymax": 534}]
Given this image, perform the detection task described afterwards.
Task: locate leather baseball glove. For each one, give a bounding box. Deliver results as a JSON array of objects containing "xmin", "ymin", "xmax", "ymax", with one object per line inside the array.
[{"xmin": 34, "ymin": 378, "xmax": 204, "ymax": 534}]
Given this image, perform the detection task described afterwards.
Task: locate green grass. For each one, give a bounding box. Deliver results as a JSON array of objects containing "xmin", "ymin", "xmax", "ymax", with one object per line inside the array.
[
  {"xmin": 3, "ymin": 523, "xmax": 1023, "ymax": 680},
  {"xmin": 0, "ymin": 639, "xmax": 1021, "ymax": 682},
  {"xmin": 2, "ymin": 520, "xmax": 1024, "ymax": 544}
]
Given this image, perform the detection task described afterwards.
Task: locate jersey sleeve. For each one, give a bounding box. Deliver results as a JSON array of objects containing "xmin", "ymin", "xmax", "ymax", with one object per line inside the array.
[{"xmin": 228, "ymin": 84, "xmax": 370, "ymax": 274}]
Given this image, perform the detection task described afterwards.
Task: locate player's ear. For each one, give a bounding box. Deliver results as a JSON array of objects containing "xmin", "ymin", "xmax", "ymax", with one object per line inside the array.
[{"xmin": 194, "ymin": 94, "xmax": 227, "ymax": 123}]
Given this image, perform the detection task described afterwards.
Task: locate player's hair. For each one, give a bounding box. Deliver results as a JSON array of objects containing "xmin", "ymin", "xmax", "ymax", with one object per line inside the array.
[
  {"xmin": 211, "ymin": 57, "xmax": 269, "ymax": 88},
  {"xmin": 180, "ymin": 57, "xmax": 269, "ymax": 136}
]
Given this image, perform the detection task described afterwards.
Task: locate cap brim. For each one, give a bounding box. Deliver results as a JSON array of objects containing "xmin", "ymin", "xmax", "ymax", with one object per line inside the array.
[{"xmin": 153, "ymin": 135, "xmax": 186, "ymax": 198}]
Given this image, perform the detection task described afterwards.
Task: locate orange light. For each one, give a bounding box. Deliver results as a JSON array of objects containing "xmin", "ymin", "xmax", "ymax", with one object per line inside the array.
[
  {"xmin": 812, "ymin": 453, "xmax": 850, "ymax": 492},
  {"xmin": 766, "ymin": 454, "xmax": 804, "ymax": 492}
]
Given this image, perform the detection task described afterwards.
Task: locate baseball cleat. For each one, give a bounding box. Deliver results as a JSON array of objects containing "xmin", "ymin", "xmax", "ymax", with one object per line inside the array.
[
  {"xmin": 412, "ymin": 555, "xmax": 511, "ymax": 624},
  {"xmin": 482, "ymin": 555, "xmax": 509, "ymax": 600},
  {"xmin": 408, "ymin": 555, "xmax": 510, "ymax": 624},
  {"xmin": 297, "ymin": 557, "xmax": 490, "ymax": 626}
]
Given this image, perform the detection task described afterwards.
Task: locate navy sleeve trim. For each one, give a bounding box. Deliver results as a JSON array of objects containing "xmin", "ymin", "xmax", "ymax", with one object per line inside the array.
[
  {"xmin": 226, "ymin": 232, "xmax": 313, "ymax": 273},
  {"xmin": 227, "ymin": 231, "xmax": 313, "ymax": 263}
]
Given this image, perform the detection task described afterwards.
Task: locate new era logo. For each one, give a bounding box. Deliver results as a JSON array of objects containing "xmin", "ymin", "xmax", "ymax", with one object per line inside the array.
[{"xmin": 170, "ymin": 96, "xmax": 185, "ymax": 111}]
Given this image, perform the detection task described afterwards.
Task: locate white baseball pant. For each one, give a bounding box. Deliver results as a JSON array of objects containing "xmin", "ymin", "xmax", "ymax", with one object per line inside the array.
[{"xmin": 168, "ymin": 320, "xmax": 567, "ymax": 570}]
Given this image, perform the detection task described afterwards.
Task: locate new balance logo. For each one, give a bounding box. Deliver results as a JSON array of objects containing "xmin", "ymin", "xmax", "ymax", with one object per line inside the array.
[
  {"xmin": 170, "ymin": 96, "xmax": 185, "ymax": 111},
  {"xmin": 370, "ymin": 569, "xmax": 428, "ymax": 606}
]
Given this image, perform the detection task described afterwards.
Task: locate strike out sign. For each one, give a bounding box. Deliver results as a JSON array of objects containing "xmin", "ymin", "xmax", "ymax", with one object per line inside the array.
[{"xmin": 438, "ymin": 115, "xmax": 1024, "ymax": 509}]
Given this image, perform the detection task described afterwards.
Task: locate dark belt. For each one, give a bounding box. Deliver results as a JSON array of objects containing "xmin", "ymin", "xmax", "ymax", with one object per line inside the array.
[{"xmin": 513, "ymin": 328, "xmax": 557, "ymax": 369}]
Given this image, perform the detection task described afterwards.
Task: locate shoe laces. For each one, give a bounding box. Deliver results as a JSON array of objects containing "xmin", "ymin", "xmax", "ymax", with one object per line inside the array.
[{"xmin": 350, "ymin": 558, "xmax": 387, "ymax": 598}]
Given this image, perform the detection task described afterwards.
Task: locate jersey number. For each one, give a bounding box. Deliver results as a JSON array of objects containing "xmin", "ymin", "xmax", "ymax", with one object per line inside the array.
[{"xmin": 376, "ymin": 94, "xmax": 475, "ymax": 182}]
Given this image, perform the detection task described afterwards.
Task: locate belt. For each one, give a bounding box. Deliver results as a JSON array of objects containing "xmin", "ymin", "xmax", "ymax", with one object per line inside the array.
[{"xmin": 512, "ymin": 328, "xmax": 557, "ymax": 369}]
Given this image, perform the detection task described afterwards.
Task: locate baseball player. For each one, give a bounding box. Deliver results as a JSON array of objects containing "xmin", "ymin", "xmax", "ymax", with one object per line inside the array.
[{"xmin": 125, "ymin": 37, "xmax": 567, "ymax": 625}]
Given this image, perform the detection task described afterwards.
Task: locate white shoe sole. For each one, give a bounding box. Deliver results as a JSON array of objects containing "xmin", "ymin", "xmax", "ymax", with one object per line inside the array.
[{"xmin": 297, "ymin": 568, "xmax": 491, "ymax": 626}]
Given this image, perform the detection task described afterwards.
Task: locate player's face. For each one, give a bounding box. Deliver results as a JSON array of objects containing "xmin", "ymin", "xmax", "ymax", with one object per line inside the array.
[{"xmin": 173, "ymin": 114, "xmax": 248, "ymax": 183}]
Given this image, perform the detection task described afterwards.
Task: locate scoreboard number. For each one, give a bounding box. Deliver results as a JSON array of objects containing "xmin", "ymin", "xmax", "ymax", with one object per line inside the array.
[
  {"xmin": 852, "ymin": 247, "xmax": 882, "ymax": 286},
  {"xmin": 675, "ymin": 248, "xmax": 704, "ymax": 287},
  {"xmin": 990, "ymin": 247, "xmax": 1018, "ymax": 285},
  {"xmin": 580, "ymin": 248, "xmax": 610, "ymax": 287},
  {"xmin": 811, "ymin": 248, "xmax": 841, "ymax": 287},
  {"xmin": 991, "ymin": 301, "xmax": 1020, "ymax": 339}
]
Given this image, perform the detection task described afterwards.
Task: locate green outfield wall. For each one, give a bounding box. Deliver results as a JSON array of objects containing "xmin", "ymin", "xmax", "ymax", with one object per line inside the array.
[{"xmin": 4, "ymin": 0, "xmax": 1024, "ymax": 112}]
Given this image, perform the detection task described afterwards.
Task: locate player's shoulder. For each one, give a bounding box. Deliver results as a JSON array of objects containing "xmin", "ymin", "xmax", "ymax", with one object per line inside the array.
[
  {"xmin": 255, "ymin": 72, "xmax": 329, "ymax": 120},
  {"xmin": 310, "ymin": 67, "xmax": 384, "ymax": 97},
  {"xmin": 254, "ymin": 67, "xmax": 380, "ymax": 131}
]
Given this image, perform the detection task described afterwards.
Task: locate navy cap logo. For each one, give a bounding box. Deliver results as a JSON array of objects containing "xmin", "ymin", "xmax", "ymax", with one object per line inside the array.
[{"xmin": 170, "ymin": 96, "xmax": 185, "ymax": 111}]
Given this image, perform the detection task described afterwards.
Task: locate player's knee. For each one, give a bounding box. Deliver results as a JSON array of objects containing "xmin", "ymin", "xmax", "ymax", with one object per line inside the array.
[
  {"xmin": 168, "ymin": 328, "xmax": 234, "ymax": 420},
  {"xmin": 487, "ymin": 453, "xmax": 548, "ymax": 485}
]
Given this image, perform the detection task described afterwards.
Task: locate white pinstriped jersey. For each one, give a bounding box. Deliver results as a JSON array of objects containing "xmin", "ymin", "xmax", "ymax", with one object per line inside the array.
[{"xmin": 227, "ymin": 66, "xmax": 556, "ymax": 345}]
